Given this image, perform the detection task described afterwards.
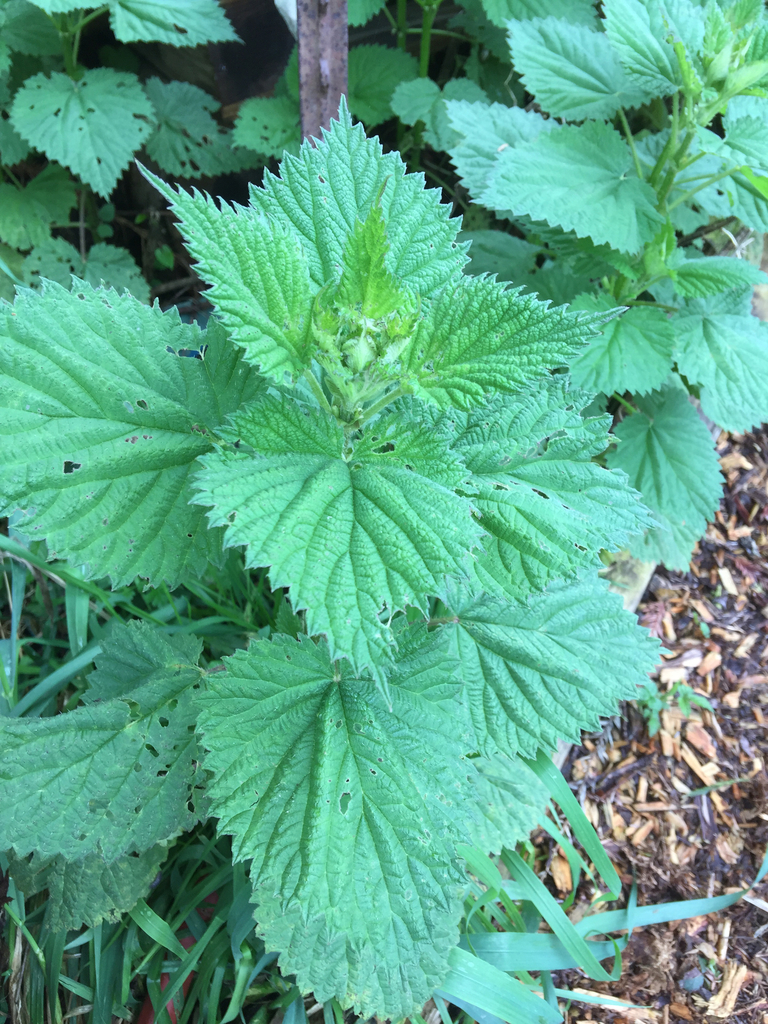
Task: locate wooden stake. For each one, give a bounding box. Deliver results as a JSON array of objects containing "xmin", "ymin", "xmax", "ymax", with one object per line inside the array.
[{"xmin": 297, "ymin": 0, "xmax": 348, "ymax": 140}]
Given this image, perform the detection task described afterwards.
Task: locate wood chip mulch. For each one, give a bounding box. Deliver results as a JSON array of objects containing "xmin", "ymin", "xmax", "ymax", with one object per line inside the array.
[{"xmin": 535, "ymin": 425, "xmax": 768, "ymax": 1023}]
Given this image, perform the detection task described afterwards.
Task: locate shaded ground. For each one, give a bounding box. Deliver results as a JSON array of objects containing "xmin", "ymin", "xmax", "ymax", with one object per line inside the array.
[{"xmin": 538, "ymin": 426, "xmax": 768, "ymax": 1022}]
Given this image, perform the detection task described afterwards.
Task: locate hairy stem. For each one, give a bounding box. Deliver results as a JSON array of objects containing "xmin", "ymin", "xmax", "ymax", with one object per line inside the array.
[
  {"xmin": 303, "ymin": 367, "xmax": 335, "ymax": 417},
  {"xmin": 618, "ymin": 108, "xmax": 644, "ymax": 181},
  {"xmin": 668, "ymin": 166, "xmax": 740, "ymax": 211},
  {"xmin": 419, "ymin": 1, "xmax": 442, "ymax": 77},
  {"xmin": 397, "ymin": 0, "xmax": 407, "ymax": 51}
]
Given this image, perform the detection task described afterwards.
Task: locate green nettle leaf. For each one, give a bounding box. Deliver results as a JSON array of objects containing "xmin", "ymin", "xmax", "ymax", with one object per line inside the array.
[
  {"xmin": 697, "ymin": 166, "xmax": 768, "ymax": 233},
  {"xmin": 606, "ymin": 385, "xmax": 723, "ymax": 569},
  {"xmin": 348, "ymin": 0, "xmax": 386, "ymax": 25},
  {"xmin": 11, "ymin": 68, "xmax": 156, "ymax": 197},
  {"xmin": 0, "ymin": 164, "xmax": 76, "ymax": 250},
  {"xmin": 508, "ymin": 15, "xmax": 648, "ymax": 120},
  {"xmin": 670, "ymin": 253, "xmax": 767, "ymax": 297},
  {"xmin": 25, "ymin": 0, "xmax": 79, "ymax": 9},
  {"xmin": 403, "ymin": 274, "xmax": 598, "ymax": 409},
  {"xmin": 481, "ymin": 121, "xmax": 664, "ymax": 253},
  {"xmin": 446, "ymin": 100, "xmax": 553, "ymax": 200},
  {"xmin": 479, "ymin": 0, "xmax": 595, "ymax": 29},
  {"xmin": 442, "ymin": 574, "xmax": 659, "ymax": 758},
  {"xmin": 568, "ymin": 293, "xmax": 676, "ymax": 396},
  {"xmin": 145, "ymin": 174, "xmax": 314, "ymax": 383},
  {"xmin": 0, "ymin": 283, "xmax": 259, "ymax": 587},
  {"xmin": 233, "ymin": 95, "xmax": 301, "ymax": 160},
  {"xmin": 460, "ymin": 230, "xmax": 540, "ymax": 282},
  {"xmin": 603, "ymin": 0, "xmax": 682, "ymax": 96},
  {"xmin": 249, "ymin": 103, "xmax": 466, "ymax": 295},
  {"xmin": 25, "ymin": 237, "xmax": 150, "ymax": 302},
  {"xmin": 348, "ymin": 44, "xmax": 419, "ymax": 125},
  {"xmin": 195, "ymin": 631, "xmax": 474, "ymax": 1019},
  {"xmin": 0, "ymin": 623, "xmax": 205, "ymax": 860},
  {"xmin": 0, "ymin": 115, "xmax": 30, "ymax": 166},
  {"xmin": 391, "ymin": 77, "xmax": 489, "ymax": 153},
  {"xmin": 8, "ymin": 846, "xmax": 167, "ymax": 932},
  {"xmin": 194, "ymin": 395, "xmax": 481, "ymax": 676},
  {"xmin": 722, "ymin": 96, "xmax": 768, "ymax": 171},
  {"xmin": 673, "ymin": 290, "xmax": 768, "ymax": 432},
  {"xmin": 144, "ymin": 78, "xmax": 255, "ymax": 179},
  {"xmin": 1, "ymin": 0, "xmax": 61, "ymax": 54},
  {"xmin": 447, "ymin": 378, "xmax": 653, "ymax": 593},
  {"xmin": 471, "ymin": 754, "xmax": 548, "ymax": 855},
  {"xmin": 108, "ymin": 0, "xmax": 240, "ymax": 45}
]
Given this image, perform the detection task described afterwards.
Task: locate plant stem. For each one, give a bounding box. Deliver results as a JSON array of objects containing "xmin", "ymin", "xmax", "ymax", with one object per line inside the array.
[
  {"xmin": 69, "ymin": 3, "xmax": 109, "ymax": 35},
  {"xmin": 419, "ymin": 1, "xmax": 442, "ymax": 77},
  {"xmin": 397, "ymin": 0, "xmax": 407, "ymax": 51},
  {"xmin": 650, "ymin": 93, "xmax": 679, "ymax": 188},
  {"xmin": 668, "ymin": 166, "xmax": 740, "ymax": 210},
  {"xmin": 612, "ymin": 392, "xmax": 637, "ymax": 415},
  {"xmin": 357, "ymin": 384, "xmax": 407, "ymax": 427},
  {"xmin": 303, "ymin": 367, "xmax": 335, "ymax": 417},
  {"xmin": 79, "ymin": 188, "xmax": 87, "ymax": 262},
  {"xmin": 624, "ymin": 298, "xmax": 679, "ymax": 313},
  {"xmin": 617, "ymin": 108, "xmax": 643, "ymax": 180}
]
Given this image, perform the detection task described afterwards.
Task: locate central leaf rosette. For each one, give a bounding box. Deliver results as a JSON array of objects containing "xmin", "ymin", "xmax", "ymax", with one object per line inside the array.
[{"xmin": 311, "ymin": 203, "xmax": 421, "ymax": 416}]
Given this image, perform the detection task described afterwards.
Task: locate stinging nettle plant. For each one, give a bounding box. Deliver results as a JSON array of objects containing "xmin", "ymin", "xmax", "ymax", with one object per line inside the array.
[
  {"xmin": 442, "ymin": 0, "xmax": 768, "ymax": 570},
  {"xmin": 0, "ymin": 105, "xmax": 660, "ymax": 1018}
]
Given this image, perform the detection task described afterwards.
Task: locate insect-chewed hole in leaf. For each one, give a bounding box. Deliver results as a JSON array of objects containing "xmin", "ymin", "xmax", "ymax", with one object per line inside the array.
[
  {"xmin": 168, "ymin": 699, "xmax": 178, "ymax": 711},
  {"xmin": 187, "ymin": 532, "xmax": 193, "ymax": 538},
  {"xmin": 532, "ymin": 489, "xmax": 550, "ymax": 500},
  {"xmin": 159, "ymin": 716, "xmax": 169, "ymax": 727},
  {"xmin": 377, "ymin": 757, "xmax": 383, "ymax": 762},
  {"xmin": 335, "ymin": 720, "xmax": 342, "ymax": 728},
  {"xmin": 285, "ymin": 654, "xmax": 291, "ymax": 661},
  {"xmin": 187, "ymin": 800, "xmax": 195, "ymax": 812},
  {"xmin": 227, "ymin": 511, "xmax": 237, "ymax": 522},
  {"xmin": 370, "ymin": 768, "xmax": 377, "ymax": 775},
  {"xmin": 372, "ymin": 442, "xmax": 395, "ymax": 454},
  {"xmin": 133, "ymin": 763, "xmax": 141, "ymax": 772},
  {"xmin": 137, "ymin": 399, "xmax": 148, "ymax": 410},
  {"xmin": 145, "ymin": 743, "xmax": 160, "ymax": 757},
  {"xmin": 339, "ymin": 792, "xmax": 351, "ymax": 814},
  {"xmin": 353, "ymin": 723, "xmax": 363, "ymax": 733},
  {"xmin": 63, "ymin": 461, "xmax": 82, "ymax": 474},
  {"xmin": 157, "ymin": 769, "xmax": 168, "ymax": 777}
]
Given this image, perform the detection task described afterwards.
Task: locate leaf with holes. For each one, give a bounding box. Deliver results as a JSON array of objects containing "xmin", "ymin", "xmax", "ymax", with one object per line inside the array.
[
  {"xmin": 144, "ymin": 171, "xmax": 314, "ymax": 383},
  {"xmin": 233, "ymin": 95, "xmax": 301, "ymax": 160},
  {"xmin": 0, "ymin": 622, "xmax": 205, "ymax": 860},
  {"xmin": 0, "ymin": 283, "xmax": 259, "ymax": 587},
  {"xmin": 108, "ymin": 0, "xmax": 239, "ymax": 45},
  {"xmin": 441, "ymin": 574, "xmax": 659, "ymax": 758},
  {"xmin": 11, "ymin": 69, "xmax": 155, "ymax": 197},
  {"xmin": 195, "ymin": 629, "xmax": 474, "ymax": 1020},
  {"xmin": 193, "ymin": 394, "xmax": 481, "ymax": 678},
  {"xmin": 0, "ymin": 164, "xmax": 76, "ymax": 250},
  {"xmin": 606, "ymin": 385, "xmax": 723, "ymax": 569},
  {"xmin": 25, "ymin": 238, "xmax": 150, "ymax": 302},
  {"xmin": 7, "ymin": 846, "xmax": 168, "ymax": 931},
  {"xmin": 144, "ymin": 78, "xmax": 256, "ymax": 179}
]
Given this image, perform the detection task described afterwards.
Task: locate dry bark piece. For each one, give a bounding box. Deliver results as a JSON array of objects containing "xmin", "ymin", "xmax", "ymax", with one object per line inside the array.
[{"xmin": 707, "ymin": 962, "xmax": 749, "ymax": 1018}]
